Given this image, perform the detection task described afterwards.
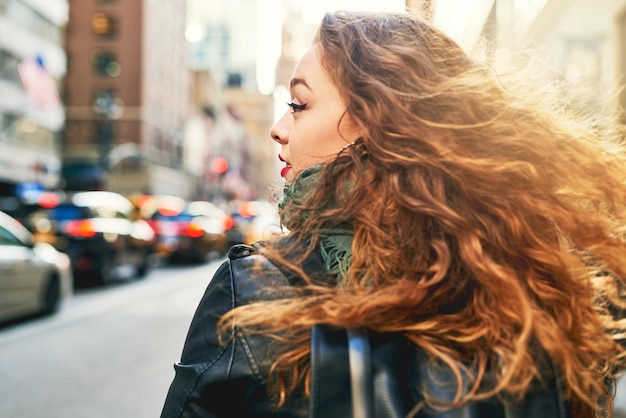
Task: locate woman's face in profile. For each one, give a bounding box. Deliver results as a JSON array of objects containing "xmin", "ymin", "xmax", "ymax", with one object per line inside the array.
[{"xmin": 270, "ymin": 46, "xmax": 361, "ymax": 180}]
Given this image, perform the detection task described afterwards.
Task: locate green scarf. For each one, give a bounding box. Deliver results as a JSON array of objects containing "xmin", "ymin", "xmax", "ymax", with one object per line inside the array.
[{"xmin": 278, "ymin": 165, "xmax": 354, "ymax": 283}]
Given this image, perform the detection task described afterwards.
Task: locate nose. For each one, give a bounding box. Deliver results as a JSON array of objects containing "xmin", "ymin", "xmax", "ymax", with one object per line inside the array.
[{"xmin": 270, "ymin": 114, "xmax": 288, "ymax": 145}]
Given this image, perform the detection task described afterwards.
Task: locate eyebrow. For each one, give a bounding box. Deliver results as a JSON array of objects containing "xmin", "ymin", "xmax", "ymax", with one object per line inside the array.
[{"xmin": 290, "ymin": 77, "xmax": 311, "ymax": 91}]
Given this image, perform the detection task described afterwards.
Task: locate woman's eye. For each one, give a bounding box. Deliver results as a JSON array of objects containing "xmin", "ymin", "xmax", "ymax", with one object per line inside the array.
[{"xmin": 287, "ymin": 102, "xmax": 307, "ymax": 113}]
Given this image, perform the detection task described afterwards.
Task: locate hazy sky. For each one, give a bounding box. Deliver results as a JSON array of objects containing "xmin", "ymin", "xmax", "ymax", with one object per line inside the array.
[{"xmin": 185, "ymin": 0, "xmax": 501, "ymax": 94}]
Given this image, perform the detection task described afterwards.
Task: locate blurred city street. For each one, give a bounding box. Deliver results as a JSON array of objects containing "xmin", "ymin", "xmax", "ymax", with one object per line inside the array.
[{"xmin": 0, "ymin": 259, "xmax": 223, "ymax": 418}]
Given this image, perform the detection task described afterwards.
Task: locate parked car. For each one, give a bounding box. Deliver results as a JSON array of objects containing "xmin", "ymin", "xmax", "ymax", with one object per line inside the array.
[
  {"xmin": 140, "ymin": 195, "xmax": 229, "ymax": 263},
  {"xmin": 225, "ymin": 200, "xmax": 282, "ymax": 245},
  {"xmin": 0, "ymin": 210, "xmax": 73, "ymax": 323},
  {"xmin": 246, "ymin": 200, "xmax": 282, "ymax": 243},
  {"xmin": 187, "ymin": 200, "xmax": 236, "ymax": 251},
  {"xmin": 44, "ymin": 191, "xmax": 155, "ymax": 285}
]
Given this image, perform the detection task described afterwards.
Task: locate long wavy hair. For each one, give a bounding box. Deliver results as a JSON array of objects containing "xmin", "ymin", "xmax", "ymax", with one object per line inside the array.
[{"xmin": 219, "ymin": 10, "xmax": 626, "ymax": 416}]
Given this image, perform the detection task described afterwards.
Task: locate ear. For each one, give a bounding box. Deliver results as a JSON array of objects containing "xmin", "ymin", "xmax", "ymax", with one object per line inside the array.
[{"xmin": 340, "ymin": 112, "xmax": 364, "ymax": 142}]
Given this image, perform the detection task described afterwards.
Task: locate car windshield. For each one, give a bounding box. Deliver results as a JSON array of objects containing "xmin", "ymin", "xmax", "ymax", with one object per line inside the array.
[
  {"xmin": 49, "ymin": 205, "xmax": 91, "ymax": 220},
  {"xmin": 153, "ymin": 213, "xmax": 195, "ymax": 222}
]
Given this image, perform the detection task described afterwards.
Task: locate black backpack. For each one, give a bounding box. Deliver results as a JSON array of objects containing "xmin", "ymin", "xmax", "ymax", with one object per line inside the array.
[
  {"xmin": 309, "ymin": 324, "xmax": 568, "ymax": 418},
  {"xmin": 230, "ymin": 243, "xmax": 568, "ymax": 418}
]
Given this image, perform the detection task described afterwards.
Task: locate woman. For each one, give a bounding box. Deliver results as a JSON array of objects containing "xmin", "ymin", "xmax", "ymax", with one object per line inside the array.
[{"xmin": 161, "ymin": 10, "xmax": 626, "ymax": 417}]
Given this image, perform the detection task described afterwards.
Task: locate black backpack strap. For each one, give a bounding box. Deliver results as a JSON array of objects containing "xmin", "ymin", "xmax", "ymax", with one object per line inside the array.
[
  {"xmin": 309, "ymin": 325, "xmax": 353, "ymax": 418},
  {"xmin": 347, "ymin": 328, "xmax": 375, "ymax": 418},
  {"xmin": 309, "ymin": 326, "xmax": 377, "ymax": 418}
]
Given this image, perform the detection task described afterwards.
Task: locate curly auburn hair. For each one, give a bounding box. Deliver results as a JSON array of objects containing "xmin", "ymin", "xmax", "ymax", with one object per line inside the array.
[{"xmin": 219, "ymin": 10, "xmax": 626, "ymax": 416}]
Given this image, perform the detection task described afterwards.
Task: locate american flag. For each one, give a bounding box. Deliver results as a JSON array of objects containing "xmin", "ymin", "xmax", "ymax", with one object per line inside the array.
[{"xmin": 17, "ymin": 56, "xmax": 61, "ymax": 110}]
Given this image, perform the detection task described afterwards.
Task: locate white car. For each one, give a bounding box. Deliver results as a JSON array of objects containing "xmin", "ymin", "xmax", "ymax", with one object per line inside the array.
[{"xmin": 0, "ymin": 210, "xmax": 73, "ymax": 323}]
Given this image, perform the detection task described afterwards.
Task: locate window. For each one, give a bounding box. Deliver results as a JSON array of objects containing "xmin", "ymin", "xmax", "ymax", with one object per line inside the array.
[
  {"xmin": 0, "ymin": 51, "xmax": 20, "ymax": 85},
  {"xmin": 91, "ymin": 12, "xmax": 118, "ymax": 38},
  {"xmin": 0, "ymin": 225, "xmax": 23, "ymax": 246},
  {"xmin": 0, "ymin": 114, "xmax": 18, "ymax": 142},
  {"xmin": 91, "ymin": 50, "xmax": 121, "ymax": 77},
  {"xmin": 92, "ymin": 89, "xmax": 122, "ymax": 116}
]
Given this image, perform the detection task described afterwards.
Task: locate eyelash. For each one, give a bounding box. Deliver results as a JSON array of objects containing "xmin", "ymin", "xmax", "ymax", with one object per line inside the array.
[{"xmin": 287, "ymin": 102, "xmax": 307, "ymax": 113}]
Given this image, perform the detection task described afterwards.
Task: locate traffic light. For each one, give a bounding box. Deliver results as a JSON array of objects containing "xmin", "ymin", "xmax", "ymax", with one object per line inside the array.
[{"xmin": 211, "ymin": 157, "xmax": 228, "ymax": 175}]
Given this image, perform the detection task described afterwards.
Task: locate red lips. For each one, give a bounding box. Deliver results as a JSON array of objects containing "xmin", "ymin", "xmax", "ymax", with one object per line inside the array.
[{"xmin": 278, "ymin": 154, "xmax": 291, "ymax": 178}]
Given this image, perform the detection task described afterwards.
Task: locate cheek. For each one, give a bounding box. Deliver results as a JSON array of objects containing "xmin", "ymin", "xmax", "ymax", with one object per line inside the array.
[
  {"xmin": 288, "ymin": 115, "xmax": 349, "ymax": 171},
  {"xmin": 290, "ymin": 140, "xmax": 319, "ymax": 172}
]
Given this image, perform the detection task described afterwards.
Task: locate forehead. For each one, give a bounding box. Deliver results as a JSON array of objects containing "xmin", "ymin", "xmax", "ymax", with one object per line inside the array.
[
  {"xmin": 294, "ymin": 47, "xmax": 320, "ymax": 72},
  {"xmin": 291, "ymin": 47, "xmax": 326, "ymax": 88},
  {"xmin": 291, "ymin": 46, "xmax": 343, "ymax": 102}
]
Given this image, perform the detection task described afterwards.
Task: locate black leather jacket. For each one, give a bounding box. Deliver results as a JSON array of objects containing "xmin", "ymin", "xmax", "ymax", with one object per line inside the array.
[{"xmin": 160, "ymin": 243, "xmax": 570, "ymax": 418}]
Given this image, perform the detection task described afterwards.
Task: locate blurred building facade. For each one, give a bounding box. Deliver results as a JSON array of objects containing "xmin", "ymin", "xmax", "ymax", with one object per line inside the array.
[
  {"xmin": 432, "ymin": 0, "xmax": 626, "ymax": 120},
  {"xmin": 0, "ymin": 0, "xmax": 67, "ymax": 202},
  {"xmin": 63, "ymin": 0, "xmax": 192, "ymax": 198},
  {"xmin": 184, "ymin": 0, "xmax": 278, "ymax": 203}
]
